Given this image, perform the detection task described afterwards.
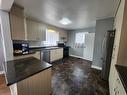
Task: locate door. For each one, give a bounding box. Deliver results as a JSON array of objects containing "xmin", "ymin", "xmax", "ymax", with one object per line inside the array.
[{"xmin": 83, "ymin": 33, "xmax": 95, "ymax": 61}]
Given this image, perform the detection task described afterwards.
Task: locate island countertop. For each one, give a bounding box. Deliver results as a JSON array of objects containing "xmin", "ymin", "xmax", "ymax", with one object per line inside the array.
[{"xmin": 4, "ymin": 57, "xmax": 52, "ymax": 86}]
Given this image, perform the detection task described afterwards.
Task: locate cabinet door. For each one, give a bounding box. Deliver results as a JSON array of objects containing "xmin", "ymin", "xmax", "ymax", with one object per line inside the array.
[
  {"xmin": 26, "ymin": 19, "xmax": 37, "ymax": 41},
  {"xmin": 50, "ymin": 49, "xmax": 63, "ymax": 62},
  {"xmin": 50, "ymin": 50, "xmax": 57, "ymax": 62},
  {"xmin": 10, "ymin": 14, "xmax": 25, "ymax": 40},
  {"xmin": 56, "ymin": 48, "xmax": 63, "ymax": 59},
  {"xmin": 26, "ymin": 19, "xmax": 46, "ymax": 41},
  {"xmin": 36, "ymin": 23, "xmax": 46, "ymax": 41}
]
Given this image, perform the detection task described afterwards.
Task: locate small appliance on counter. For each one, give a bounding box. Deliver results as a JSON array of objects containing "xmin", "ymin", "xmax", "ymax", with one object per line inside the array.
[
  {"xmin": 13, "ymin": 41, "xmax": 29, "ymax": 55},
  {"xmin": 57, "ymin": 42, "xmax": 66, "ymax": 47}
]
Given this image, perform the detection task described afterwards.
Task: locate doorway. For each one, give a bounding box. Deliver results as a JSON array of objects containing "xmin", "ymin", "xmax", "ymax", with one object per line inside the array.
[{"xmin": 83, "ymin": 33, "xmax": 95, "ymax": 61}]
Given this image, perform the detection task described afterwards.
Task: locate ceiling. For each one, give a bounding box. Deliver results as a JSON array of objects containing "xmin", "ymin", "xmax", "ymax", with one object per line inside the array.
[{"xmin": 14, "ymin": 0, "xmax": 119, "ymax": 30}]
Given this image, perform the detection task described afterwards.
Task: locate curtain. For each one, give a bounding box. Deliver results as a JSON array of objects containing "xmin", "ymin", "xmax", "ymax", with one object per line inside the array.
[{"xmin": 44, "ymin": 29, "xmax": 59, "ymax": 46}]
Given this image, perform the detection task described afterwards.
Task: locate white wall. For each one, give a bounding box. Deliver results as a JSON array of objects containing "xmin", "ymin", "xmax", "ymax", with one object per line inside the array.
[
  {"xmin": 0, "ymin": 10, "xmax": 14, "ymax": 62},
  {"xmin": 67, "ymin": 27, "xmax": 95, "ymax": 58},
  {"xmin": 92, "ymin": 18, "xmax": 114, "ymax": 69}
]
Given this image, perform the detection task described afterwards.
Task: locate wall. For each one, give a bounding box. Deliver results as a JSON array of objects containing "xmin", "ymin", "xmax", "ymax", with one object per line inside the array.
[
  {"xmin": 67, "ymin": 27, "xmax": 95, "ymax": 57},
  {"xmin": 92, "ymin": 18, "xmax": 114, "ymax": 69},
  {"xmin": 0, "ymin": 10, "xmax": 14, "ymax": 73}
]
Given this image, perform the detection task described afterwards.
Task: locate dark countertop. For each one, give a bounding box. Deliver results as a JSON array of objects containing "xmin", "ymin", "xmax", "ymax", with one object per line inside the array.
[
  {"xmin": 115, "ymin": 64, "xmax": 127, "ymax": 93},
  {"xmin": 5, "ymin": 57, "xmax": 52, "ymax": 86},
  {"xmin": 29, "ymin": 46, "xmax": 63, "ymax": 51}
]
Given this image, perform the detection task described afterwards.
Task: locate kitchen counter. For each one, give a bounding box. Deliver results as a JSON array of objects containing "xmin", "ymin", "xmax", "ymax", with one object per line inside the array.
[
  {"xmin": 115, "ymin": 64, "xmax": 127, "ymax": 93},
  {"xmin": 5, "ymin": 57, "xmax": 52, "ymax": 86},
  {"xmin": 29, "ymin": 46, "xmax": 62, "ymax": 51}
]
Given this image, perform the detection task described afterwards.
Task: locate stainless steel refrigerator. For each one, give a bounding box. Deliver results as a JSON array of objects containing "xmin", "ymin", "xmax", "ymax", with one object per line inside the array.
[{"xmin": 101, "ymin": 30, "xmax": 115, "ymax": 81}]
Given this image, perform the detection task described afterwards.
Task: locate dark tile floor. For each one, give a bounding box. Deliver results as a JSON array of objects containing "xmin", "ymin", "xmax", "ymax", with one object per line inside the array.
[
  {"xmin": 0, "ymin": 75, "xmax": 11, "ymax": 95},
  {"xmin": 0, "ymin": 57, "xmax": 109, "ymax": 95},
  {"xmin": 52, "ymin": 57, "xmax": 109, "ymax": 95}
]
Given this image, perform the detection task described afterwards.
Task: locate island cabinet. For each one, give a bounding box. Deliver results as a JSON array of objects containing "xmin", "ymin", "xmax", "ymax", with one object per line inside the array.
[
  {"xmin": 10, "ymin": 4, "xmax": 26, "ymax": 40},
  {"xmin": 26, "ymin": 18, "xmax": 46, "ymax": 41},
  {"xmin": 10, "ymin": 68, "xmax": 52, "ymax": 95},
  {"xmin": 5, "ymin": 57, "xmax": 52, "ymax": 95}
]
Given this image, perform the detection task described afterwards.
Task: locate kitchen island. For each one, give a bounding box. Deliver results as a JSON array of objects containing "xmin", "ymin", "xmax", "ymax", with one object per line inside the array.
[{"xmin": 4, "ymin": 57, "xmax": 52, "ymax": 95}]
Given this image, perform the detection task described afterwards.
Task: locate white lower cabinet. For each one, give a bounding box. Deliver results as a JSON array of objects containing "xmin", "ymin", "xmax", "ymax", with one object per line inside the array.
[{"xmin": 50, "ymin": 48, "xmax": 63, "ymax": 62}]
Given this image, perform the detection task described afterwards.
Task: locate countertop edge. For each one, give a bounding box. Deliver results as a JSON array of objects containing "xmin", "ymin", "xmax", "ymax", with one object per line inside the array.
[{"xmin": 7, "ymin": 66, "xmax": 52, "ymax": 86}]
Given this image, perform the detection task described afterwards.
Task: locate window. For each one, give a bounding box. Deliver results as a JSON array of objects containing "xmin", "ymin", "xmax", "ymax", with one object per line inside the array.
[
  {"xmin": 75, "ymin": 32, "xmax": 86, "ymax": 44},
  {"xmin": 44, "ymin": 29, "xmax": 59, "ymax": 46}
]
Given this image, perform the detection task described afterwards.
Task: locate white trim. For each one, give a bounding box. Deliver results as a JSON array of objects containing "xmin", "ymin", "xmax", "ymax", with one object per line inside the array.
[
  {"xmin": 70, "ymin": 55, "xmax": 102, "ymax": 70},
  {"xmin": 69, "ymin": 54, "xmax": 92, "ymax": 61},
  {"xmin": 0, "ymin": 71, "xmax": 4, "ymax": 75},
  {"xmin": 91, "ymin": 65, "xmax": 102, "ymax": 70},
  {"xmin": 70, "ymin": 55, "xmax": 84, "ymax": 59}
]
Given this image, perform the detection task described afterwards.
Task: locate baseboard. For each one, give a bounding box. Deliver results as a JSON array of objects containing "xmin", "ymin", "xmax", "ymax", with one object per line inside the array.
[
  {"xmin": 0, "ymin": 71, "xmax": 4, "ymax": 75},
  {"xmin": 70, "ymin": 55, "xmax": 84, "ymax": 59},
  {"xmin": 69, "ymin": 55, "xmax": 92, "ymax": 62},
  {"xmin": 91, "ymin": 65, "xmax": 102, "ymax": 70}
]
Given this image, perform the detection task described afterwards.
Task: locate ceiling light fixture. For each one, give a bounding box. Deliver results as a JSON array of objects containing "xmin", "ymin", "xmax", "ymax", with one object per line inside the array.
[{"xmin": 59, "ymin": 17, "xmax": 72, "ymax": 25}]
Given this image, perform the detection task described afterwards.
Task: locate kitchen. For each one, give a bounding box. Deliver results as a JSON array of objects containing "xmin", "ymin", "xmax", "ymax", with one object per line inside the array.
[{"xmin": 0, "ymin": 0, "xmax": 127, "ymax": 95}]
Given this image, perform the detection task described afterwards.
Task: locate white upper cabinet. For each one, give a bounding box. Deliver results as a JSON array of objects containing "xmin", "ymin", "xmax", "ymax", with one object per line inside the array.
[
  {"xmin": 10, "ymin": 4, "xmax": 26, "ymax": 40},
  {"xmin": 26, "ymin": 18, "xmax": 46, "ymax": 41}
]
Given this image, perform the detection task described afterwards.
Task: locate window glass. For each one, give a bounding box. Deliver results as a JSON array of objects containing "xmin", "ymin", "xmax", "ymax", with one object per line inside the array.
[
  {"xmin": 75, "ymin": 32, "xmax": 86, "ymax": 44},
  {"xmin": 44, "ymin": 29, "xmax": 59, "ymax": 46}
]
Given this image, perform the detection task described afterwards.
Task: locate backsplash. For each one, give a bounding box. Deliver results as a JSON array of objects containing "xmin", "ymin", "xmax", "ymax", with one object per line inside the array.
[{"xmin": 28, "ymin": 41, "xmax": 44, "ymax": 47}]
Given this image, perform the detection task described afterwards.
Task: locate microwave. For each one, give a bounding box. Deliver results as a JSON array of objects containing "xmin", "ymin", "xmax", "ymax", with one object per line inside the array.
[{"xmin": 13, "ymin": 43, "xmax": 29, "ymax": 55}]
